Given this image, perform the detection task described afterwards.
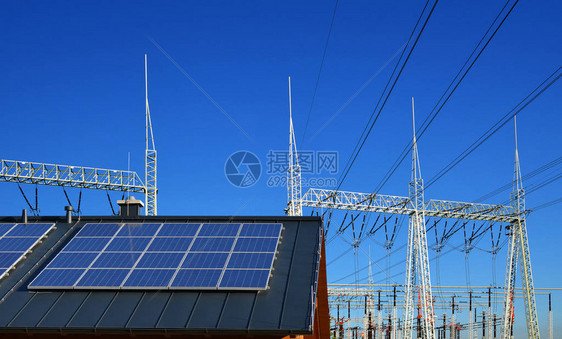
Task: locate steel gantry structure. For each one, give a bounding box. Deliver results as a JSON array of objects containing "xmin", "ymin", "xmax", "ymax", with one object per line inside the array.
[
  {"xmin": 328, "ymin": 284, "xmax": 557, "ymax": 339},
  {"xmin": 286, "ymin": 76, "xmax": 302, "ymax": 217},
  {"xmin": 0, "ymin": 55, "xmax": 158, "ymax": 216},
  {"xmin": 403, "ymin": 99, "xmax": 435, "ymax": 338},
  {"xmin": 144, "ymin": 54, "xmax": 157, "ymax": 216},
  {"xmin": 0, "ymin": 159, "xmax": 145, "ymax": 193},
  {"xmin": 287, "ymin": 103, "xmax": 540, "ymax": 337}
]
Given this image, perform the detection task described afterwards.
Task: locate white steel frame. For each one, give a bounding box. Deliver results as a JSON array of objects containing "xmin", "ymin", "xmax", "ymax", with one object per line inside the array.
[
  {"xmin": 286, "ymin": 76, "xmax": 302, "ymax": 217},
  {"xmin": 0, "ymin": 159, "xmax": 145, "ymax": 193},
  {"xmin": 145, "ymin": 54, "xmax": 158, "ymax": 216},
  {"xmin": 289, "ymin": 108, "xmax": 540, "ymax": 338}
]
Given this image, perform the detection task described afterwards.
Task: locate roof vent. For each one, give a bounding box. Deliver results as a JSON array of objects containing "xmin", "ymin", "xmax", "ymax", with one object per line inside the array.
[{"xmin": 117, "ymin": 196, "xmax": 144, "ymax": 217}]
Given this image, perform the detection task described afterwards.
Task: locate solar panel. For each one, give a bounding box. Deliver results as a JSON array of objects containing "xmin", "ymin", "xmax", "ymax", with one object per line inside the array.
[
  {"xmin": 0, "ymin": 223, "xmax": 55, "ymax": 280},
  {"xmin": 29, "ymin": 222, "xmax": 282, "ymax": 290}
]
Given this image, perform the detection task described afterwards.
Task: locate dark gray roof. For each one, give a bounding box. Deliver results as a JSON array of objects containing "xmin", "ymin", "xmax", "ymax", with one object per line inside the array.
[{"xmin": 0, "ymin": 216, "xmax": 322, "ymax": 335}]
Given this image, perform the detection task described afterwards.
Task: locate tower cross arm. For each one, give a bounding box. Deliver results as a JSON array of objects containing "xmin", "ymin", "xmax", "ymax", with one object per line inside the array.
[
  {"xmin": 0, "ymin": 159, "xmax": 146, "ymax": 193},
  {"xmin": 301, "ymin": 188, "xmax": 517, "ymax": 223}
]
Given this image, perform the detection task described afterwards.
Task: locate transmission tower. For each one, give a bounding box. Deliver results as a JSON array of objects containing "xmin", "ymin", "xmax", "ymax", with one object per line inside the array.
[
  {"xmin": 286, "ymin": 76, "xmax": 302, "ymax": 217},
  {"xmin": 403, "ymin": 98, "xmax": 435, "ymax": 339},
  {"xmin": 145, "ymin": 54, "xmax": 157, "ymax": 216},
  {"xmin": 502, "ymin": 117, "xmax": 540, "ymax": 338}
]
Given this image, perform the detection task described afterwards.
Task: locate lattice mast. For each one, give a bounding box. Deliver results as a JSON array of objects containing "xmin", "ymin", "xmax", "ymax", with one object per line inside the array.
[
  {"xmin": 286, "ymin": 77, "xmax": 302, "ymax": 216},
  {"xmin": 145, "ymin": 54, "xmax": 157, "ymax": 216},
  {"xmin": 502, "ymin": 117, "xmax": 540, "ymax": 338},
  {"xmin": 404, "ymin": 98, "xmax": 435, "ymax": 339}
]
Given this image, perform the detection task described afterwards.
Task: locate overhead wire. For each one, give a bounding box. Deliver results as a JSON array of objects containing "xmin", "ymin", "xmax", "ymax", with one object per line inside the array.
[
  {"xmin": 474, "ymin": 155, "xmax": 562, "ymax": 203},
  {"xmin": 371, "ymin": 0, "xmax": 520, "ymax": 196},
  {"xmin": 301, "ymin": 0, "xmax": 339, "ymax": 144},
  {"xmin": 529, "ymin": 196, "xmax": 562, "ymax": 212},
  {"xmin": 425, "ymin": 66, "xmax": 562, "ymax": 190},
  {"xmin": 335, "ymin": 0, "xmax": 439, "ymax": 191}
]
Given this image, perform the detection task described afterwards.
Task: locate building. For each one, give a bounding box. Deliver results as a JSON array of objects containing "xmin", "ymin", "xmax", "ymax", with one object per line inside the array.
[{"xmin": 0, "ymin": 201, "xmax": 329, "ymax": 339}]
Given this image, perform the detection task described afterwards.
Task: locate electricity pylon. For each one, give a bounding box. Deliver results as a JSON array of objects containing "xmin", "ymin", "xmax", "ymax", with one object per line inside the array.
[
  {"xmin": 403, "ymin": 98, "xmax": 435, "ymax": 339},
  {"xmin": 502, "ymin": 117, "xmax": 540, "ymax": 338},
  {"xmin": 286, "ymin": 76, "xmax": 302, "ymax": 217},
  {"xmin": 289, "ymin": 100, "xmax": 540, "ymax": 336},
  {"xmin": 145, "ymin": 54, "xmax": 157, "ymax": 216}
]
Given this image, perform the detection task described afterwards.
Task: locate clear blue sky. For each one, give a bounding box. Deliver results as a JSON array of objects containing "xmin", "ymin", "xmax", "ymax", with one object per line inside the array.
[{"xmin": 0, "ymin": 1, "xmax": 560, "ymax": 336}]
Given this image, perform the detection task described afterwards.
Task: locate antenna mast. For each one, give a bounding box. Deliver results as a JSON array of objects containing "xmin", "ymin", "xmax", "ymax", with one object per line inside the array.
[
  {"xmin": 145, "ymin": 54, "xmax": 157, "ymax": 216},
  {"xmin": 502, "ymin": 116, "xmax": 541, "ymax": 338},
  {"xmin": 404, "ymin": 98, "xmax": 435, "ymax": 338},
  {"xmin": 287, "ymin": 77, "xmax": 302, "ymax": 216}
]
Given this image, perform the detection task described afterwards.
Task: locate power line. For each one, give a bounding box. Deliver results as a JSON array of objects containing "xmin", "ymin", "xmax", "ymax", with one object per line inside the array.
[
  {"xmin": 301, "ymin": 0, "xmax": 339, "ymax": 144},
  {"xmin": 371, "ymin": 0, "xmax": 519, "ymax": 196},
  {"xmin": 425, "ymin": 67, "xmax": 562, "ymax": 190},
  {"xmin": 530, "ymin": 196, "xmax": 562, "ymax": 212},
  {"xmin": 474, "ymin": 155, "xmax": 562, "ymax": 203},
  {"xmin": 336, "ymin": 0, "xmax": 439, "ymax": 191}
]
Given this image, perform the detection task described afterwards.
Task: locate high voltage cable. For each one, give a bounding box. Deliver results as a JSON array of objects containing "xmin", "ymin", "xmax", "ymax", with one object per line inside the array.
[
  {"xmin": 331, "ymin": 170, "xmax": 561, "ymax": 282},
  {"xmin": 370, "ymin": 0, "xmax": 519, "ymax": 196},
  {"xmin": 301, "ymin": 0, "xmax": 339, "ymax": 144},
  {"xmin": 530, "ymin": 196, "xmax": 562, "ymax": 212},
  {"xmin": 494, "ymin": 170, "xmax": 562, "ymax": 206},
  {"xmin": 335, "ymin": 0, "xmax": 439, "ymax": 192},
  {"xmin": 474, "ymin": 155, "xmax": 562, "ymax": 203},
  {"xmin": 425, "ymin": 67, "xmax": 562, "ymax": 190}
]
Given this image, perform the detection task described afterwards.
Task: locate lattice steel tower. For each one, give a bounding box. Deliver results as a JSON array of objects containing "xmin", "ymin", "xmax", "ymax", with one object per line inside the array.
[
  {"xmin": 502, "ymin": 117, "xmax": 540, "ymax": 338},
  {"xmin": 145, "ymin": 54, "xmax": 157, "ymax": 216},
  {"xmin": 404, "ymin": 98, "xmax": 435, "ymax": 339},
  {"xmin": 286, "ymin": 77, "xmax": 302, "ymax": 217}
]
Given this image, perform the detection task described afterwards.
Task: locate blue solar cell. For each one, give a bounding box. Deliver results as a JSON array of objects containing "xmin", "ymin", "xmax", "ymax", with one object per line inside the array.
[
  {"xmin": 92, "ymin": 253, "xmax": 141, "ymax": 268},
  {"xmin": 190, "ymin": 237, "xmax": 235, "ymax": 252},
  {"xmin": 0, "ymin": 269, "xmax": 7, "ymax": 277},
  {"xmin": 0, "ymin": 224, "xmax": 16, "ymax": 237},
  {"xmin": 197, "ymin": 223, "xmax": 240, "ymax": 237},
  {"xmin": 47, "ymin": 252, "xmax": 98, "ymax": 268},
  {"xmin": 76, "ymin": 223, "xmax": 120, "ymax": 237},
  {"xmin": 63, "ymin": 237, "xmax": 111, "ymax": 252},
  {"xmin": 123, "ymin": 269, "xmax": 175, "ymax": 287},
  {"xmin": 158, "ymin": 223, "xmax": 200, "ymax": 237},
  {"xmin": 136, "ymin": 253, "xmax": 184, "ymax": 268},
  {"xmin": 0, "ymin": 252, "xmax": 23, "ymax": 268},
  {"xmin": 147, "ymin": 237, "xmax": 193, "ymax": 252},
  {"xmin": 0, "ymin": 237, "xmax": 38, "ymax": 251},
  {"xmin": 171, "ymin": 269, "xmax": 222, "ymax": 288},
  {"xmin": 234, "ymin": 237, "xmax": 278, "ymax": 252},
  {"xmin": 116, "ymin": 223, "xmax": 161, "ymax": 237},
  {"xmin": 29, "ymin": 223, "xmax": 281, "ymax": 290},
  {"xmin": 227, "ymin": 253, "xmax": 274, "ymax": 269},
  {"xmin": 77, "ymin": 269, "xmax": 129, "ymax": 287},
  {"xmin": 239, "ymin": 223, "xmax": 281, "ymax": 237},
  {"xmin": 219, "ymin": 269, "xmax": 269, "ymax": 288},
  {"xmin": 29, "ymin": 269, "xmax": 85, "ymax": 287},
  {"xmin": 181, "ymin": 253, "xmax": 228, "ymax": 269},
  {"xmin": 6, "ymin": 223, "xmax": 53, "ymax": 237},
  {"xmin": 106, "ymin": 237, "xmax": 151, "ymax": 252}
]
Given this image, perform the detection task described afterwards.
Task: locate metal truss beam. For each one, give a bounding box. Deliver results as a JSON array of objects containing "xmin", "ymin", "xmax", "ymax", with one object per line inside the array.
[
  {"xmin": 145, "ymin": 54, "xmax": 158, "ymax": 216},
  {"xmin": 301, "ymin": 188, "xmax": 517, "ymax": 223},
  {"xmin": 0, "ymin": 159, "xmax": 145, "ymax": 193},
  {"xmin": 286, "ymin": 76, "xmax": 302, "ymax": 217}
]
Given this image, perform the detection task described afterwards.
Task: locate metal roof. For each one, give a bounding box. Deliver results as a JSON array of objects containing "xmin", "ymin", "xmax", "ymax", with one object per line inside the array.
[{"xmin": 0, "ymin": 216, "xmax": 322, "ymax": 335}]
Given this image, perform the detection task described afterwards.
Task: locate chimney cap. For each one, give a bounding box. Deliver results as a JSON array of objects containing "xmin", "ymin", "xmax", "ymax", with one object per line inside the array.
[
  {"xmin": 65, "ymin": 205, "xmax": 74, "ymax": 211},
  {"xmin": 117, "ymin": 197, "xmax": 144, "ymax": 207}
]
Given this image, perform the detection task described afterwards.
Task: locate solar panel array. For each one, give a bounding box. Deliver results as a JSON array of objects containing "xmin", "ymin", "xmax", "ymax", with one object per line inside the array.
[
  {"xmin": 0, "ymin": 223, "xmax": 55, "ymax": 279},
  {"xmin": 28, "ymin": 222, "xmax": 282, "ymax": 290}
]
